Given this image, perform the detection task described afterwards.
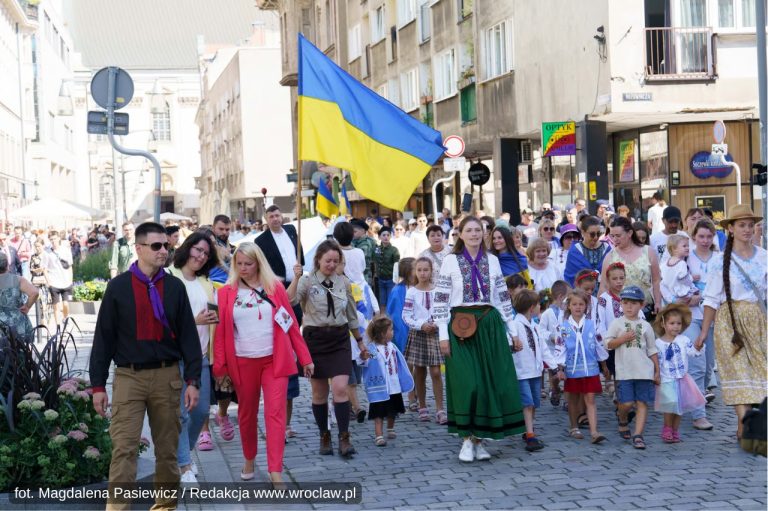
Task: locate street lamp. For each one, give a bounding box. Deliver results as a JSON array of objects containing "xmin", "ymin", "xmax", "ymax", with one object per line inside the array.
[
  {"xmin": 56, "ymin": 81, "xmax": 74, "ymax": 116},
  {"xmin": 148, "ymin": 79, "xmax": 167, "ymax": 114}
]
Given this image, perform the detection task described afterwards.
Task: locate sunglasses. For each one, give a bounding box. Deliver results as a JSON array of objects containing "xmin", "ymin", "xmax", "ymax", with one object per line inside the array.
[
  {"xmin": 542, "ymin": 227, "xmax": 555, "ymax": 232},
  {"xmin": 139, "ymin": 242, "xmax": 170, "ymax": 251},
  {"xmin": 586, "ymin": 231, "xmax": 601, "ymax": 238}
]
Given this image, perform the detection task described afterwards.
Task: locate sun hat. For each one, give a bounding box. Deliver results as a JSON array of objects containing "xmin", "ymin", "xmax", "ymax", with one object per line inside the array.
[{"xmin": 719, "ymin": 204, "xmax": 763, "ymax": 230}]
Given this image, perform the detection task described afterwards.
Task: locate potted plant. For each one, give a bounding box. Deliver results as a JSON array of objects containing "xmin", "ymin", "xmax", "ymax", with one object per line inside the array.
[
  {"xmin": 70, "ymin": 280, "xmax": 107, "ymax": 315},
  {"xmin": 458, "ymin": 67, "xmax": 476, "ymax": 89}
]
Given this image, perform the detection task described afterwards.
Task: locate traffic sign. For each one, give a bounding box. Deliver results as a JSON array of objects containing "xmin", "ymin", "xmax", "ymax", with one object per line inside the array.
[
  {"xmin": 713, "ymin": 120, "xmax": 726, "ymax": 144},
  {"xmin": 87, "ymin": 110, "xmax": 129, "ymax": 135},
  {"xmin": 443, "ymin": 157, "xmax": 466, "ymax": 172},
  {"xmin": 91, "ymin": 67, "xmax": 134, "ymax": 110},
  {"xmin": 443, "ymin": 135, "xmax": 465, "ymax": 157},
  {"xmin": 468, "ymin": 162, "xmax": 491, "ymax": 186}
]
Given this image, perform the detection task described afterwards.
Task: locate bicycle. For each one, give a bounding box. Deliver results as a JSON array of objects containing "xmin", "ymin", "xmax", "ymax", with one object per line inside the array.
[{"xmin": 34, "ymin": 284, "xmax": 54, "ymax": 337}]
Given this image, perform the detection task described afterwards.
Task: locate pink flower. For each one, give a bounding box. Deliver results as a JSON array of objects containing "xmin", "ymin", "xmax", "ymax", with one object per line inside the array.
[
  {"xmin": 66, "ymin": 430, "xmax": 88, "ymax": 441},
  {"xmin": 74, "ymin": 391, "xmax": 90, "ymax": 401},
  {"xmin": 57, "ymin": 383, "xmax": 77, "ymax": 396},
  {"xmin": 83, "ymin": 447, "xmax": 100, "ymax": 460}
]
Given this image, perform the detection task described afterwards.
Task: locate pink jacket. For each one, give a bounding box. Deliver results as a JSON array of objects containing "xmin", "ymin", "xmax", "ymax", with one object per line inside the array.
[{"xmin": 213, "ymin": 281, "xmax": 312, "ymax": 386}]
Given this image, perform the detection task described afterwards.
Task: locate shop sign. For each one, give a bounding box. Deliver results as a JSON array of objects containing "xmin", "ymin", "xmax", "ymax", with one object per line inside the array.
[
  {"xmin": 622, "ymin": 92, "xmax": 653, "ymax": 102},
  {"xmin": 696, "ymin": 195, "xmax": 726, "ymax": 220},
  {"xmin": 468, "ymin": 162, "xmax": 491, "ymax": 186},
  {"xmin": 618, "ymin": 140, "xmax": 636, "ymax": 183},
  {"xmin": 542, "ymin": 121, "xmax": 576, "ymax": 157},
  {"xmin": 689, "ymin": 151, "xmax": 734, "ymax": 179}
]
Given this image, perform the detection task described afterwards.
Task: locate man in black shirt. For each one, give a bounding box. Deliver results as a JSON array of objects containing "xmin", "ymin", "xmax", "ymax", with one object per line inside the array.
[{"xmin": 90, "ymin": 222, "xmax": 201, "ymax": 509}]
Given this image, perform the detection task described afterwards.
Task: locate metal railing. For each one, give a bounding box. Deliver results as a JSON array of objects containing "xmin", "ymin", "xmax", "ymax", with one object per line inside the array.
[{"xmin": 644, "ymin": 27, "xmax": 715, "ymax": 80}]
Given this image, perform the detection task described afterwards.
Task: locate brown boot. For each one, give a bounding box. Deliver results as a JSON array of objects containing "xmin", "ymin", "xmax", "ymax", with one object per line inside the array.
[
  {"xmin": 319, "ymin": 431, "xmax": 333, "ymax": 455},
  {"xmin": 338, "ymin": 432, "xmax": 356, "ymax": 457}
]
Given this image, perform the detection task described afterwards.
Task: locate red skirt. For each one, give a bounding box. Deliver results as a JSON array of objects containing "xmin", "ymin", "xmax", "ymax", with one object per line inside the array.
[{"xmin": 564, "ymin": 375, "xmax": 602, "ymax": 394}]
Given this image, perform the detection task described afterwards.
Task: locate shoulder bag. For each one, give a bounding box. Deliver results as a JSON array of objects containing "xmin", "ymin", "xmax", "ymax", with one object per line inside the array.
[{"xmin": 451, "ymin": 308, "xmax": 493, "ymax": 342}]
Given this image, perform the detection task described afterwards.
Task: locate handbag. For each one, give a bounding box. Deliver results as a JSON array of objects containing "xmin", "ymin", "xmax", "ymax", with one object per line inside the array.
[{"xmin": 451, "ymin": 308, "xmax": 493, "ymax": 342}]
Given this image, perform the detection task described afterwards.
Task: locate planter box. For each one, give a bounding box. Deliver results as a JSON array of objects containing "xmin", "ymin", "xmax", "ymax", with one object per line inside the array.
[{"xmin": 69, "ymin": 301, "xmax": 101, "ymax": 315}]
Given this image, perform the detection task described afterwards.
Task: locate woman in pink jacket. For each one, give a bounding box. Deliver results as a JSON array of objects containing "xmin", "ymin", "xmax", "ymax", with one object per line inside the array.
[{"xmin": 213, "ymin": 242, "xmax": 313, "ymax": 484}]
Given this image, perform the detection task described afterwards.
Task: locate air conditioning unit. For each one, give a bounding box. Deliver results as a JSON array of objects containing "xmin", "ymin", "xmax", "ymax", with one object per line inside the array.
[{"xmin": 520, "ymin": 140, "xmax": 534, "ymax": 164}]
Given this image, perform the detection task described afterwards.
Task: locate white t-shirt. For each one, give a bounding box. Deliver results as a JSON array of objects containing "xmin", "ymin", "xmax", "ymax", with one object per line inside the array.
[
  {"xmin": 647, "ymin": 203, "xmax": 667, "ymax": 236},
  {"xmin": 650, "ymin": 230, "xmax": 689, "ymax": 264},
  {"xmin": 180, "ymin": 277, "xmax": 211, "ymax": 354},
  {"xmin": 272, "ymin": 229, "xmax": 298, "ymax": 282},
  {"xmin": 528, "ymin": 263, "xmax": 560, "ymax": 292},
  {"xmin": 687, "ymin": 249, "xmax": 715, "ymax": 320},
  {"xmin": 410, "ymin": 231, "xmax": 430, "ymax": 256},
  {"xmin": 233, "ymin": 288, "xmax": 274, "ymax": 358},
  {"xmin": 45, "ymin": 245, "xmax": 73, "ymax": 289}
]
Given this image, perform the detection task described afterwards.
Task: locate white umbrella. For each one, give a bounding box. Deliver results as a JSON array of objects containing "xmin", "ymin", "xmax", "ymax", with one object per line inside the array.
[
  {"xmin": 10, "ymin": 198, "xmax": 107, "ymax": 224},
  {"xmin": 143, "ymin": 212, "xmax": 193, "ymax": 223}
]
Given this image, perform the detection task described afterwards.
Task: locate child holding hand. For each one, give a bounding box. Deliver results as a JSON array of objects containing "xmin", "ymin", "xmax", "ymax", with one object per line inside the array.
[
  {"xmin": 604, "ymin": 285, "xmax": 660, "ymax": 450},
  {"xmin": 538, "ymin": 280, "xmax": 571, "ymax": 406},
  {"xmin": 653, "ymin": 304, "xmax": 706, "ymax": 443},
  {"xmin": 511, "ymin": 289, "xmax": 560, "ymax": 451}
]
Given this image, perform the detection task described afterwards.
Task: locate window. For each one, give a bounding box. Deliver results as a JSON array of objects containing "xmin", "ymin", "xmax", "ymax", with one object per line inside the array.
[
  {"xmin": 348, "ymin": 24, "xmax": 362, "ymax": 61},
  {"xmin": 460, "ymin": 83, "xmax": 476, "ymax": 123},
  {"xmin": 400, "ymin": 68, "xmax": 419, "ymax": 111},
  {"xmin": 483, "ymin": 20, "xmax": 513, "ymax": 80},
  {"xmin": 325, "ymin": 0, "xmax": 336, "ymax": 46},
  {"xmin": 397, "ymin": 0, "xmax": 416, "ymax": 27},
  {"xmin": 388, "ymin": 78, "xmax": 401, "ymax": 107},
  {"xmin": 418, "ymin": 0, "xmax": 431, "ymax": 42},
  {"xmin": 457, "ymin": 0, "xmax": 473, "ymax": 20},
  {"xmin": 433, "ymin": 48, "xmax": 457, "ymax": 101},
  {"xmin": 371, "ymin": 5, "xmax": 386, "ymax": 42},
  {"xmin": 376, "ymin": 84, "xmax": 388, "ymax": 100},
  {"xmin": 678, "ymin": 0, "xmax": 766, "ymax": 31},
  {"xmin": 153, "ymin": 103, "xmax": 171, "ymax": 141}
]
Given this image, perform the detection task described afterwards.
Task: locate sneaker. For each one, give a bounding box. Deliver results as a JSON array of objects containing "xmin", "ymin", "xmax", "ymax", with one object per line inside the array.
[
  {"xmin": 474, "ymin": 441, "xmax": 491, "ymax": 461},
  {"xmin": 705, "ymin": 391, "xmax": 716, "ymax": 403},
  {"xmin": 525, "ymin": 436, "xmax": 544, "ymax": 452},
  {"xmin": 180, "ymin": 470, "xmax": 198, "ymax": 484},
  {"xmin": 190, "ymin": 463, "xmax": 198, "ymax": 476},
  {"xmin": 692, "ymin": 418, "xmax": 714, "ymax": 430},
  {"xmin": 458, "ymin": 439, "xmax": 475, "ymax": 462}
]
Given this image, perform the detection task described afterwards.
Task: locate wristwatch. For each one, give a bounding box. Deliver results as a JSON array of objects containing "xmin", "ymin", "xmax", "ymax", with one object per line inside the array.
[{"xmin": 186, "ymin": 379, "xmax": 200, "ymax": 390}]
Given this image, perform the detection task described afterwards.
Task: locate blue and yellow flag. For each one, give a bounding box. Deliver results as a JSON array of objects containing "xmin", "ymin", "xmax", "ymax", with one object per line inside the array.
[
  {"xmin": 298, "ymin": 34, "xmax": 445, "ymax": 211},
  {"xmin": 316, "ymin": 178, "xmax": 339, "ymax": 218},
  {"xmin": 339, "ymin": 176, "xmax": 352, "ymax": 216}
]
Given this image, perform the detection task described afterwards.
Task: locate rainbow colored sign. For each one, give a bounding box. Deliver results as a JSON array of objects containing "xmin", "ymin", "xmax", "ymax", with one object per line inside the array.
[{"xmin": 542, "ymin": 121, "xmax": 576, "ymax": 157}]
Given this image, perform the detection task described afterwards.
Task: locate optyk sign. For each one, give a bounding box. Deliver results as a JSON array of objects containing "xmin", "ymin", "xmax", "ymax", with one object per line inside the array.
[{"xmin": 689, "ymin": 151, "xmax": 734, "ymax": 179}]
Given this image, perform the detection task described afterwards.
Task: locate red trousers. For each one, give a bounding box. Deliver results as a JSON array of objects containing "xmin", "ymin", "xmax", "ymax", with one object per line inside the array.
[{"xmin": 234, "ymin": 356, "xmax": 288, "ymax": 473}]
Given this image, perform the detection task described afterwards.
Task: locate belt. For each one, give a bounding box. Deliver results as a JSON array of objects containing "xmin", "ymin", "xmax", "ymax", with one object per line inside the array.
[{"xmin": 116, "ymin": 360, "xmax": 178, "ymax": 371}]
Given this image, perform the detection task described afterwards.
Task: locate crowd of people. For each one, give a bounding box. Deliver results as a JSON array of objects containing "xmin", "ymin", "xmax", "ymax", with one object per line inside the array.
[{"xmin": 10, "ymin": 195, "xmax": 758, "ymax": 507}]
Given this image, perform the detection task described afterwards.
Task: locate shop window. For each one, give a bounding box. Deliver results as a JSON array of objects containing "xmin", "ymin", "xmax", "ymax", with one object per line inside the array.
[
  {"xmin": 615, "ymin": 137, "xmax": 639, "ymax": 184},
  {"xmin": 460, "ymin": 84, "xmax": 476, "ymax": 124},
  {"xmin": 639, "ymin": 130, "xmax": 669, "ymax": 193}
]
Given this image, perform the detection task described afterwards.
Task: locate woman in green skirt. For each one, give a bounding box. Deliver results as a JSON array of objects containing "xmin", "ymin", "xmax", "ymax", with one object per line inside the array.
[{"xmin": 433, "ymin": 216, "xmax": 526, "ymax": 462}]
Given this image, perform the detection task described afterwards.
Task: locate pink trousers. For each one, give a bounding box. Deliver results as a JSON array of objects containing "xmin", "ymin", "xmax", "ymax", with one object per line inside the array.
[{"xmin": 234, "ymin": 356, "xmax": 288, "ymax": 473}]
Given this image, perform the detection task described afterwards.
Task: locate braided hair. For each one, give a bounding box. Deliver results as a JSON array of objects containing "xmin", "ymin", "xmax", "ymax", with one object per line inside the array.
[{"xmin": 722, "ymin": 232, "xmax": 745, "ymax": 354}]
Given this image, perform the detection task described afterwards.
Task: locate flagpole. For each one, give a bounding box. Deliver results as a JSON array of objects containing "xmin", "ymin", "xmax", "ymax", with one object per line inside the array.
[{"xmin": 296, "ymin": 160, "xmax": 302, "ymax": 262}]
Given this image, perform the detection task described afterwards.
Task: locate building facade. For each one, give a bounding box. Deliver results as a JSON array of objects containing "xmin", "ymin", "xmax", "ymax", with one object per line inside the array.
[
  {"xmin": 196, "ymin": 17, "xmax": 296, "ymax": 224},
  {"xmin": 270, "ymin": 0, "xmax": 764, "ymax": 223}
]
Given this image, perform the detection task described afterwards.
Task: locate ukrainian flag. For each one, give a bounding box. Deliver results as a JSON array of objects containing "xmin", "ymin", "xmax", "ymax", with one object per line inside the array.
[
  {"xmin": 339, "ymin": 176, "xmax": 352, "ymax": 216},
  {"xmin": 316, "ymin": 177, "xmax": 339, "ymax": 218},
  {"xmin": 298, "ymin": 34, "xmax": 445, "ymax": 211}
]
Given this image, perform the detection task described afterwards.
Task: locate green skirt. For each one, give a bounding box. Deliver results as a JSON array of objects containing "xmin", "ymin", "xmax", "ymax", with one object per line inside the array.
[{"xmin": 445, "ymin": 306, "xmax": 525, "ymax": 439}]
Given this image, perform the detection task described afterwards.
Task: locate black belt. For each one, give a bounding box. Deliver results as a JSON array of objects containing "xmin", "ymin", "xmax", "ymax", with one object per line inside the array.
[{"xmin": 117, "ymin": 360, "xmax": 178, "ymax": 371}]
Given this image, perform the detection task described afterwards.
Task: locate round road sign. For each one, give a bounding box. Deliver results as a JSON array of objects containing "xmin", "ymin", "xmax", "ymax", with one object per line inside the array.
[
  {"xmin": 468, "ymin": 162, "xmax": 491, "ymax": 186},
  {"xmin": 713, "ymin": 120, "xmax": 726, "ymax": 144},
  {"xmin": 91, "ymin": 67, "xmax": 134, "ymax": 110},
  {"xmin": 443, "ymin": 135, "xmax": 465, "ymax": 158}
]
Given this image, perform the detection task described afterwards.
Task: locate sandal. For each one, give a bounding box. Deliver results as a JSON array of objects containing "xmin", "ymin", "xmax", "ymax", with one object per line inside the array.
[
  {"xmin": 569, "ymin": 428, "xmax": 584, "ymax": 439},
  {"xmin": 436, "ymin": 410, "xmax": 448, "ymax": 425},
  {"xmin": 197, "ymin": 431, "xmax": 214, "ymax": 451},
  {"xmin": 549, "ymin": 391, "xmax": 561, "ymax": 407},
  {"xmin": 632, "ymin": 434, "xmax": 646, "ymax": 450},
  {"xmin": 408, "ymin": 401, "xmax": 419, "ymax": 412},
  {"xmin": 285, "ymin": 427, "xmax": 297, "ymax": 439},
  {"xmin": 374, "ymin": 436, "xmax": 386, "ymax": 447},
  {"xmin": 215, "ymin": 415, "xmax": 235, "ymax": 442},
  {"xmin": 577, "ymin": 413, "xmax": 589, "ymax": 427},
  {"xmin": 617, "ymin": 421, "xmax": 631, "ymax": 440},
  {"xmin": 387, "ymin": 428, "xmax": 397, "ymax": 439},
  {"xmin": 418, "ymin": 408, "xmax": 431, "ymax": 422},
  {"xmin": 591, "ymin": 432, "xmax": 606, "ymax": 444}
]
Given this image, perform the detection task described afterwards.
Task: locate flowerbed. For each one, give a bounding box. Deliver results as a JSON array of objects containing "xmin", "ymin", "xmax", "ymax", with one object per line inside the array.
[{"xmin": 72, "ymin": 280, "xmax": 107, "ymax": 302}]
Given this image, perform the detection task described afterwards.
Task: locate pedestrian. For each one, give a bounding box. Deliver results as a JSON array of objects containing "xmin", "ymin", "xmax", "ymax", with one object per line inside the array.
[
  {"xmin": 564, "ymin": 216, "xmax": 612, "ymax": 287},
  {"xmin": 391, "ymin": 220, "xmax": 414, "ymax": 259},
  {"xmin": 357, "ymin": 315, "xmax": 414, "ymax": 447},
  {"xmin": 110, "ymin": 222, "xmax": 136, "ymax": 278},
  {"xmin": 660, "ymin": 234, "xmax": 699, "ymax": 306},
  {"xmin": 604, "ymin": 285, "xmax": 660, "ymax": 450},
  {"xmin": 554, "ymin": 289, "xmax": 607, "ymax": 444},
  {"xmin": 402, "ymin": 257, "xmax": 445, "ymax": 424},
  {"xmin": 167, "ymin": 232, "xmax": 220, "ymax": 482},
  {"xmin": 386, "ymin": 257, "xmax": 416, "ymax": 354},
  {"xmin": 653, "ymin": 304, "xmax": 706, "ymax": 443},
  {"xmin": 517, "ymin": 208, "xmax": 539, "ymax": 243},
  {"xmin": 538, "ymin": 218, "xmax": 561, "ymax": 252},
  {"xmin": 527, "ymin": 238, "xmax": 559, "ymax": 292},
  {"xmin": 489, "ymin": 226, "xmax": 530, "ymax": 282},
  {"xmin": 0, "ymin": 232, "xmax": 22, "ymax": 276},
  {"xmin": 165, "ymin": 225, "xmax": 181, "ymax": 268},
  {"xmin": 418, "ymin": 224, "xmax": 450, "ymax": 283},
  {"xmin": 647, "ymin": 192, "xmax": 667, "ymax": 236},
  {"xmin": 574, "ymin": 269, "xmax": 600, "ymax": 318},
  {"xmin": 410, "ymin": 215, "xmax": 430, "ymax": 255},
  {"xmin": 696, "ymin": 205, "xmax": 767, "ymax": 441},
  {"xmin": 46, "ymin": 233, "xmax": 74, "ymax": 326},
  {"xmin": 89, "ymin": 222, "xmax": 202, "ymax": 509},
  {"xmin": 288, "ymin": 240, "xmax": 367, "ymax": 457},
  {"xmin": 596, "ymin": 262, "xmax": 630, "ymax": 395},
  {"xmin": 650, "ymin": 206, "xmax": 686, "ymax": 263},
  {"xmin": 433, "ymin": 216, "xmax": 525, "ymax": 462},
  {"xmin": 553, "ymin": 224, "xmax": 580, "ymax": 277},
  {"xmin": 480, "ymin": 216, "xmax": 496, "ymax": 249},
  {"xmin": 632, "ymin": 222, "xmax": 651, "ymax": 245},
  {"xmin": 537, "ymin": 280, "xmax": 570, "ymax": 407},
  {"xmin": 212, "ymin": 214, "xmax": 235, "ymax": 268},
  {"xmin": 214, "ymin": 242, "xmax": 313, "ymax": 483},
  {"xmin": 374, "ymin": 226, "xmax": 400, "ymax": 307},
  {"xmin": 0, "ymin": 252, "xmax": 37, "ymax": 345},
  {"xmin": 9, "ymin": 226, "xmax": 32, "ymax": 279},
  {"xmin": 350, "ymin": 218, "xmax": 376, "ymax": 286},
  {"xmin": 511, "ymin": 289, "xmax": 559, "ymax": 451}
]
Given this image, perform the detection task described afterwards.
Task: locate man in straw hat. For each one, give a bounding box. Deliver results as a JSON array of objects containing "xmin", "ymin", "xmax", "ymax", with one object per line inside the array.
[{"xmin": 695, "ymin": 204, "xmax": 766, "ymax": 441}]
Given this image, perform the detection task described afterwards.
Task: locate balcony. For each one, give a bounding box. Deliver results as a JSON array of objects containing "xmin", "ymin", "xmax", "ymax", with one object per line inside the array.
[
  {"xmin": 254, "ymin": 0, "xmax": 280, "ymax": 10},
  {"xmin": 644, "ymin": 27, "xmax": 715, "ymax": 81},
  {"xmin": 16, "ymin": 0, "xmax": 39, "ymax": 21}
]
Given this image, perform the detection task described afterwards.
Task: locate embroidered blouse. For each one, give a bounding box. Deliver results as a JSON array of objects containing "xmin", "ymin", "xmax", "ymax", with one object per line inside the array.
[
  {"xmin": 512, "ymin": 315, "xmax": 558, "ymax": 380},
  {"xmin": 402, "ymin": 287, "xmax": 436, "ymax": 330},
  {"xmin": 433, "ymin": 252, "xmax": 515, "ymax": 341},
  {"xmin": 375, "ymin": 342, "xmax": 401, "ymax": 394},
  {"xmin": 655, "ymin": 335, "xmax": 703, "ymax": 382},
  {"xmin": 702, "ymin": 246, "xmax": 768, "ymax": 310},
  {"xmin": 661, "ymin": 259, "xmax": 697, "ymax": 304}
]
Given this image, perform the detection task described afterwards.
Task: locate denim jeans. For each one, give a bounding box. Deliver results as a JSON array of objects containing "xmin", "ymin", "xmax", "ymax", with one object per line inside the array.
[
  {"xmin": 683, "ymin": 319, "xmax": 716, "ymax": 420},
  {"xmin": 378, "ymin": 278, "xmax": 395, "ymax": 308},
  {"xmin": 177, "ymin": 356, "xmax": 211, "ymax": 467}
]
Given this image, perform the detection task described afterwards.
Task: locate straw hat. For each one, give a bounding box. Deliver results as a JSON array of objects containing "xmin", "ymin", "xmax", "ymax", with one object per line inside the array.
[
  {"xmin": 719, "ymin": 204, "xmax": 762, "ymax": 230},
  {"xmin": 654, "ymin": 303, "xmax": 692, "ymax": 337}
]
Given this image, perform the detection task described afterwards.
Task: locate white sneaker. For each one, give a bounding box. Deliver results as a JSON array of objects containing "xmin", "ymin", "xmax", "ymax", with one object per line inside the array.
[
  {"xmin": 180, "ymin": 470, "xmax": 198, "ymax": 484},
  {"xmin": 190, "ymin": 463, "xmax": 198, "ymax": 475},
  {"xmin": 474, "ymin": 441, "xmax": 491, "ymax": 461},
  {"xmin": 458, "ymin": 439, "xmax": 475, "ymax": 462}
]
